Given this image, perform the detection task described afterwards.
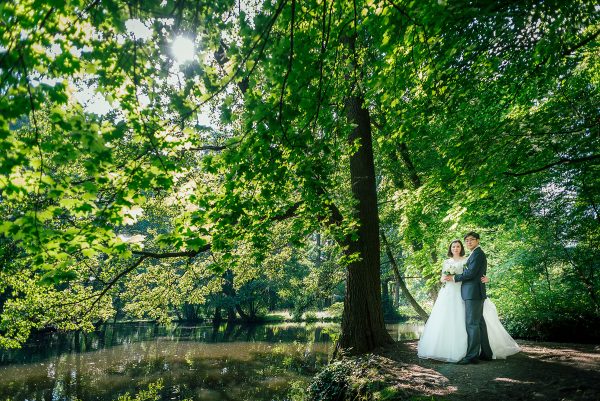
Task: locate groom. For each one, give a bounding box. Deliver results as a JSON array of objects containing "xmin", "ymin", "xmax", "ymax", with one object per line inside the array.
[{"xmin": 444, "ymin": 231, "xmax": 493, "ymax": 364}]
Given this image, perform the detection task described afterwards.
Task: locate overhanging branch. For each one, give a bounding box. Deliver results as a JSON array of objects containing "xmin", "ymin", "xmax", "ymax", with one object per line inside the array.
[
  {"xmin": 84, "ymin": 197, "xmax": 343, "ymax": 314},
  {"xmin": 504, "ymin": 154, "xmax": 600, "ymax": 177}
]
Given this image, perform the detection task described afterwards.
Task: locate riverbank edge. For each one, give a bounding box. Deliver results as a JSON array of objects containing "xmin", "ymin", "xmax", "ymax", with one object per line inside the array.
[{"xmin": 306, "ymin": 339, "xmax": 600, "ymax": 401}]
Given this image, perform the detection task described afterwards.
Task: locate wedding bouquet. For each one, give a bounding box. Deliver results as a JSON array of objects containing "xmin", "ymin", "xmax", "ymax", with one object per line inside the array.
[
  {"xmin": 443, "ymin": 264, "xmax": 461, "ymax": 276},
  {"xmin": 442, "ymin": 263, "xmax": 465, "ymax": 287}
]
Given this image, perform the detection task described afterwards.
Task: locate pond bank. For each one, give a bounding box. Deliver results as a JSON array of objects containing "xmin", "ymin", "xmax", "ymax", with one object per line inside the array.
[
  {"xmin": 309, "ymin": 340, "xmax": 600, "ymax": 400},
  {"xmin": 0, "ymin": 321, "xmax": 420, "ymax": 400}
]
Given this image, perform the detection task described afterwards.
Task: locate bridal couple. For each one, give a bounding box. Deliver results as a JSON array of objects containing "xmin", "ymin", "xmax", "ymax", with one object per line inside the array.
[{"xmin": 417, "ymin": 232, "xmax": 520, "ymax": 364}]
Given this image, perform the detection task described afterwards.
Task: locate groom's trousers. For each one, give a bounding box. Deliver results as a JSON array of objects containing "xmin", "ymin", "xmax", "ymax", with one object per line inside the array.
[{"xmin": 464, "ymin": 299, "xmax": 493, "ymax": 360}]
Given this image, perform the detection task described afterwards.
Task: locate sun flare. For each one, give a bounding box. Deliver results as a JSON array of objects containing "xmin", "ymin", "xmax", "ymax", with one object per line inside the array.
[{"xmin": 171, "ymin": 36, "xmax": 195, "ymax": 64}]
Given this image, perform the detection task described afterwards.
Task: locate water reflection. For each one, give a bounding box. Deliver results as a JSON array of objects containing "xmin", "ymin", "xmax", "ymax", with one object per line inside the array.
[
  {"xmin": 0, "ymin": 322, "xmax": 423, "ymax": 400},
  {"xmin": 386, "ymin": 322, "xmax": 424, "ymax": 342}
]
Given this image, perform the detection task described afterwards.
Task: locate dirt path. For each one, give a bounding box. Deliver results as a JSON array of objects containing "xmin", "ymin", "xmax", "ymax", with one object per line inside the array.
[{"xmin": 364, "ymin": 340, "xmax": 600, "ymax": 400}]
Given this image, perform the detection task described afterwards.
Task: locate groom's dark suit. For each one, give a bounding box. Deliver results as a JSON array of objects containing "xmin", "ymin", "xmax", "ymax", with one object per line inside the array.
[{"xmin": 454, "ymin": 246, "xmax": 493, "ymax": 362}]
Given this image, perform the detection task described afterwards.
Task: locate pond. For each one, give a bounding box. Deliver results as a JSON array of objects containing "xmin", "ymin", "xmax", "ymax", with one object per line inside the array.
[{"xmin": 0, "ymin": 322, "xmax": 423, "ymax": 401}]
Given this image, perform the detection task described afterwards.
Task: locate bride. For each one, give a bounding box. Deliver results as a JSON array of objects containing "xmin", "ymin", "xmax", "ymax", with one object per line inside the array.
[{"xmin": 417, "ymin": 239, "xmax": 520, "ymax": 362}]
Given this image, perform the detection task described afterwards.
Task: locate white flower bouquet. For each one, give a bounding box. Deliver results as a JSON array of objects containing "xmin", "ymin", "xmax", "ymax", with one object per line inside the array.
[
  {"xmin": 442, "ymin": 263, "xmax": 465, "ymax": 287},
  {"xmin": 443, "ymin": 264, "xmax": 462, "ymax": 276}
]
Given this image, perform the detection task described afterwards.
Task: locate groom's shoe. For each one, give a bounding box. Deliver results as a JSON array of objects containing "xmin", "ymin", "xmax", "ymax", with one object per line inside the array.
[
  {"xmin": 479, "ymin": 354, "xmax": 493, "ymax": 361},
  {"xmin": 457, "ymin": 358, "xmax": 478, "ymax": 365}
]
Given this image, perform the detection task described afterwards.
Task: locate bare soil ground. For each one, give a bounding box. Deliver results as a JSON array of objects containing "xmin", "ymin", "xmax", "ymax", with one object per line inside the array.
[{"xmin": 360, "ymin": 340, "xmax": 600, "ymax": 400}]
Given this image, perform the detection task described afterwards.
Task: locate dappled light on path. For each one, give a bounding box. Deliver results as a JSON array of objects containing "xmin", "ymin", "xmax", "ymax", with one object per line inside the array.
[{"xmin": 373, "ymin": 340, "xmax": 600, "ymax": 400}]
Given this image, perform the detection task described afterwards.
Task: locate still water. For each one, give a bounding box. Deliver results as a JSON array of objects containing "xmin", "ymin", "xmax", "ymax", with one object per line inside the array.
[{"xmin": 0, "ymin": 322, "xmax": 423, "ymax": 401}]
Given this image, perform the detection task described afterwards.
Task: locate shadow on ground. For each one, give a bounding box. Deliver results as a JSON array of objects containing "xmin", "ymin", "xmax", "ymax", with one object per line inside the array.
[{"xmin": 371, "ymin": 340, "xmax": 600, "ymax": 400}]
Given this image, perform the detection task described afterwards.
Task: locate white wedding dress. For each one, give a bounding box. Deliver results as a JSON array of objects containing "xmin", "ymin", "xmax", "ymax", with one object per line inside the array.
[{"xmin": 417, "ymin": 258, "xmax": 520, "ymax": 362}]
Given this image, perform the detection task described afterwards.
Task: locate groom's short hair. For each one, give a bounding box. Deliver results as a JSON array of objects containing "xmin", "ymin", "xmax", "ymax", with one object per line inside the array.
[{"xmin": 464, "ymin": 231, "xmax": 480, "ymax": 240}]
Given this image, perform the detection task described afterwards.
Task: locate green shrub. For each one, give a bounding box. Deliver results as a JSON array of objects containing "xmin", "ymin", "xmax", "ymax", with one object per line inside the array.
[
  {"xmin": 325, "ymin": 302, "xmax": 344, "ymax": 319},
  {"xmin": 307, "ymin": 361, "xmax": 351, "ymax": 401}
]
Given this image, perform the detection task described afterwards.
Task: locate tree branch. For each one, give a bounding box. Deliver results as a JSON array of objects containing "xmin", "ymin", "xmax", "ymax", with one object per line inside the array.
[
  {"xmin": 272, "ymin": 201, "xmax": 302, "ymax": 221},
  {"xmin": 187, "ymin": 144, "xmax": 230, "ymax": 151},
  {"xmin": 537, "ymin": 29, "xmax": 600, "ymax": 69},
  {"xmin": 85, "ymin": 255, "xmax": 148, "ymax": 313},
  {"xmin": 83, "ymin": 197, "xmax": 338, "ymax": 314},
  {"xmin": 132, "ymin": 248, "xmax": 208, "ymax": 258},
  {"xmin": 384, "ymin": 0, "xmax": 424, "ymax": 27},
  {"xmin": 82, "ymin": 246, "xmax": 210, "ymax": 316},
  {"xmin": 398, "ymin": 142, "xmax": 421, "ymax": 188},
  {"xmin": 179, "ymin": 0, "xmax": 288, "ymax": 123},
  {"xmin": 381, "ymin": 230, "xmax": 428, "ymax": 320},
  {"xmin": 504, "ymin": 154, "xmax": 600, "ymax": 177}
]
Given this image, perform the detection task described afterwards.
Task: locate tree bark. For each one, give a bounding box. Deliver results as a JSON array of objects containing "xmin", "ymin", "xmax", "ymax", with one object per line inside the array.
[{"xmin": 337, "ymin": 94, "xmax": 394, "ymax": 354}]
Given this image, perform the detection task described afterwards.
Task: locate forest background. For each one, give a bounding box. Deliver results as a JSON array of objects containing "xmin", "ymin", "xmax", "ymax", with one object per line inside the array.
[{"xmin": 0, "ymin": 0, "xmax": 598, "ymax": 353}]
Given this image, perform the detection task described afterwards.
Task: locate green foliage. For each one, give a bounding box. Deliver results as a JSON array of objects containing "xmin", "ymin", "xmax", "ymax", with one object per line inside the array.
[
  {"xmin": 372, "ymin": 0, "xmax": 599, "ymax": 337},
  {"xmin": 308, "ymin": 355, "xmax": 417, "ymax": 401},
  {"xmin": 483, "ymin": 220, "xmax": 600, "ymax": 341},
  {"xmin": 307, "ymin": 361, "xmax": 350, "ymax": 401},
  {"xmin": 303, "ymin": 311, "xmax": 318, "ymax": 322},
  {"xmin": 382, "ymin": 301, "xmax": 403, "ymax": 323},
  {"xmin": 0, "ymin": 0, "xmax": 598, "ymax": 348},
  {"xmin": 325, "ymin": 302, "xmax": 344, "ymax": 320},
  {"xmin": 116, "ymin": 380, "xmax": 167, "ymax": 401}
]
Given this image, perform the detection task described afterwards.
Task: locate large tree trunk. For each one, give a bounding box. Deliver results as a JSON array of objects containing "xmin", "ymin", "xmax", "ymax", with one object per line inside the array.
[{"xmin": 337, "ymin": 95, "xmax": 394, "ymax": 354}]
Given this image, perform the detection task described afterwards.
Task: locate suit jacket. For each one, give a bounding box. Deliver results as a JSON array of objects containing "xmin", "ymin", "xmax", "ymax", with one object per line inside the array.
[{"xmin": 454, "ymin": 246, "xmax": 487, "ymax": 300}]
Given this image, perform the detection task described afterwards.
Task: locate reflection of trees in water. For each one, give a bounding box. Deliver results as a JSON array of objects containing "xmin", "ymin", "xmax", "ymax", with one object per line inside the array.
[
  {"xmin": 0, "ymin": 322, "xmax": 340, "ymax": 365},
  {"xmin": 0, "ymin": 324, "xmax": 333, "ymax": 401}
]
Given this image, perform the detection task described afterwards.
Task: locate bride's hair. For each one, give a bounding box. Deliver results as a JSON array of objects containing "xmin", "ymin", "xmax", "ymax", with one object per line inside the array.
[{"xmin": 447, "ymin": 240, "xmax": 465, "ymax": 257}]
